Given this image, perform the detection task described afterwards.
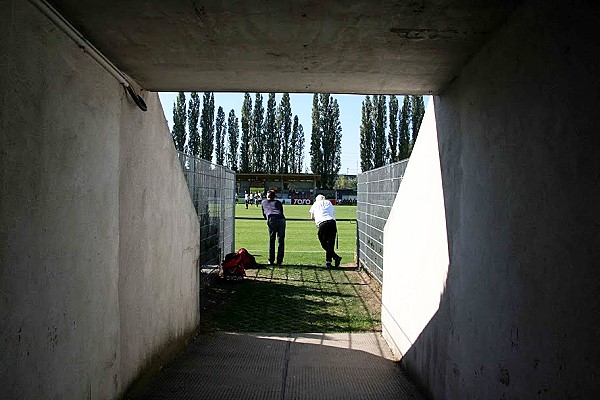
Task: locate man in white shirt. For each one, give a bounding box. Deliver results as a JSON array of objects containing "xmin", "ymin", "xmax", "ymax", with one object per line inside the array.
[{"xmin": 309, "ymin": 194, "xmax": 342, "ymax": 269}]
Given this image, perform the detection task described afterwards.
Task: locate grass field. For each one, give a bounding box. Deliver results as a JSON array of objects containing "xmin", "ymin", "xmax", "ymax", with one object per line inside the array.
[
  {"xmin": 203, "ymin": 265, "xmax": 381, "ymax": 332},
  {"xmin": 199, "ymin": 203, "xmax": 381, "ymax": 333},
  {"xmin": 235, "ymin": 203, "xmax": 357, "ymax": 267}
]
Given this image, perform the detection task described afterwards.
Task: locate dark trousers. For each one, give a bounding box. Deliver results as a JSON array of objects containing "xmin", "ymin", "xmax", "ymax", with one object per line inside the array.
[
  {"xmin": 268, "ymin": 218, "xmax": 286, "ymax": 264},
  {"xmin": 317, "ymin": 220, "xmax": 339, "ymax": 262}
]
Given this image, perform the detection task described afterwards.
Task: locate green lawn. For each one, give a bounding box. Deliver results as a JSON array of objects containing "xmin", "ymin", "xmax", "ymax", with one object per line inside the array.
[
  {"xmin": 235, "ymin": 204, "xmax": 357, "ymax": 267},
  {"xmin": 206, "ymin": 265, "xmax": 381, "ymax": 333},
  {"xmin": 199, "ymin": 203, "xmax": 381, "ymax": 333}
]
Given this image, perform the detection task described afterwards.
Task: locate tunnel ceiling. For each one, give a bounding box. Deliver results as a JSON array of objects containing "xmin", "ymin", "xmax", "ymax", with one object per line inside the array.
[{"xmin": 47, "ymin": 0, "xmax": 520, "ymax": 94}]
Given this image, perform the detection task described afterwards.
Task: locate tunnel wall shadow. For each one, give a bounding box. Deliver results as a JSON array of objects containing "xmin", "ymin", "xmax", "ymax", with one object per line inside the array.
[
  {"xmin": 0, "ymin": 2, "xmax": 200, "ymax": 398},
  {"xmin": 382, "ymin": 2, "xmax": 600, "ymax": 398}
]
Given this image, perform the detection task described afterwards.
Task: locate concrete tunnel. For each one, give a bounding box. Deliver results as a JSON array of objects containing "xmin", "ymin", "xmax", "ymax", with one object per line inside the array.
[{"xmin": 1, "ymin": 0, "xmax": 599, "ymax": 398}]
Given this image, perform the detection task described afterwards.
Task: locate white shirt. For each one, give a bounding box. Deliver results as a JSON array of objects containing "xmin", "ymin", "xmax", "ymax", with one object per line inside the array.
[{"xmin": 309, "ymin": 199, "xmax": 335, "ymax": 226}]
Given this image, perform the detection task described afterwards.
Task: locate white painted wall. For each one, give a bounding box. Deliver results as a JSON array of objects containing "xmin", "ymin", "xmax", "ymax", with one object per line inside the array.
[
  {"xmin": 383, "ymin": 1, "xmax": 600, "ymax": 399},
  {"xmin": 0, "ymin": 1, "xmax": 199, "ymax": 398},
  {"xmin": 381, "ymin": 100, "xmax": 449, "ymax": 360}
]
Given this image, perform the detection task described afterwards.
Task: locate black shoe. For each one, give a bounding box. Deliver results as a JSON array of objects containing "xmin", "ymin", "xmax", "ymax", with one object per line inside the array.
[
  {"xmin": 326, "ymin": 262, "xmax": 332, "ymax": 269},
  {"xmin": 334, "ymin": 256, "xmax": 342, "ymax": 268}
]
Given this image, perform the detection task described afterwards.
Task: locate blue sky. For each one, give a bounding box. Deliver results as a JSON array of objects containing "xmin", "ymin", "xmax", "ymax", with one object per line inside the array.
[{"xmin": 158, "ymin": 92, "xmax": 428, "ymax": 175}]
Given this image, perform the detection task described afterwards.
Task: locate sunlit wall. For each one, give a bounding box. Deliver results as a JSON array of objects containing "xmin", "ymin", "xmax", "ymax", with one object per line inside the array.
[{"xmin": 381, "ymin": 99, "xmax": 450, "ymax": 360}]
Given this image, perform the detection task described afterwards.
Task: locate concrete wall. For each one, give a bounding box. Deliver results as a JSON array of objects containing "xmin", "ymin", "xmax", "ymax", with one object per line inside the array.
[
  {"xmin": 381, "ymin": 100, "xmax": 449, "ymax": 364},
  {"xmin": 383, "ymin": 1, "xmax": 600, "ymax": 399},
  {"xmin": 0, "ymin": 1, "xmax": 200, "ymax": 398},
  {"xmin": 118, "ymin": 94, "xmax": 200, "ymax": 389}
]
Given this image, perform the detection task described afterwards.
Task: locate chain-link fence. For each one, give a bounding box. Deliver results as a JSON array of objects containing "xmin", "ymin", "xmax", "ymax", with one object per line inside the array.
[
  {"xmin": 356, "ymin": 159, "xmax": 409, "ymax": 284},
  {"xmin": 178, "ymin": 152, "xmax": 235, "ymax": 268}
]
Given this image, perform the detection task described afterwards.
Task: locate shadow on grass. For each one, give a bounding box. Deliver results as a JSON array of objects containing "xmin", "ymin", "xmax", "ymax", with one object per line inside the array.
[{"xmin": 200, "ymin": 264, "xmax": 381, "ymax": 333}]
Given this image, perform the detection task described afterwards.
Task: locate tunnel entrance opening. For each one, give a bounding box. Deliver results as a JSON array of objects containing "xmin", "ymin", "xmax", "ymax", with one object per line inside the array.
[
  {"xmin": 162, "ymin": 88, "xmax": 435, "ymax": 396},
  {"xmin": 7, "ymin": 1, "xmax": 597, "ymax": 399}
]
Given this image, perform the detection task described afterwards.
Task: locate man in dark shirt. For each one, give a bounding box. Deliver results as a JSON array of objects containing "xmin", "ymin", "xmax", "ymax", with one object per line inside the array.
[{"xmin": 261, "ymin": 190, "xmax": 286, "ymax": 265}]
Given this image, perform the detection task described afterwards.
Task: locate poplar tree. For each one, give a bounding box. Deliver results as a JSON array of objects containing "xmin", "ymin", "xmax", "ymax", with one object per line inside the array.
[
  {"xmin": 215, "ymin": 106, "xmax": 226, "ymax": 165},
  {"xmin": 411, "ymin": 95, "xmax": 426, "ymax": 145},
  {"xmin": 388, "ymin": 95, "xmax": 399, "ymax": 163},
  {"xmin": 226, "ymin": 109, "xmax": 239, "ymax": 171},
  {"xmin": 274, "ymin": 99, "xmax": 283, "ymax": 173},
  {"xmin": 252, "ymin": 93, "xmax": 265, "ymax": 172},
  {"xmin": 172, "ymin": 91, "xmax": 187, "ymax": 152},
  {"xmin": 399, "ymin": 96, "xmax": 412, "ymax": 159},
  {"xmin": 240, "ymin": 93, "xmax": 252, "ymax": 172},
  {"xmin": 330, "ymin": 99, "xmax": 342, "ymax": 187},
  {"xmin": 289, "ymin": 116, "xmax": 305, "ymax": 174},
  {"xmin": 320, "ymin": 95, "xmax": 342, "ymax": 189},
  {"xmin": 186, "ymin": 92, "xmax": 200, "ymax": 156},
  {"xmin": 200, "ymin": 92, "xmax": 215, "ymax": 161},
  {"xmin": 359, "ymin": 95, "xmax": 374, "ymax": 172},
  {"xmin": 310, "ymin": 93, "xmax": 342, "ymax": 186},
  {"xmin": 278, "ymin": 93, "xmax": 292, "ymax": 173},
  {"xmin": 309, "ymin": 93, "xmax": 323, "ymax": 175},
  {"xmin": 296, "ymin": 123, "xmax": 305, "ymax": 173},
  {"xmin": 290, "ymin": 116, "xmax": 299, "ymax": 173},
  {"xmin": 319, "ymin": 93, "xmax": 332, "ymax": 183},
  {"xmin": 373, "ymin": 95, "xmax": 387, "ymax": 168},
  {"xmin": 264, "ymin": 93, "xmax": 278, "ymax": 173}
]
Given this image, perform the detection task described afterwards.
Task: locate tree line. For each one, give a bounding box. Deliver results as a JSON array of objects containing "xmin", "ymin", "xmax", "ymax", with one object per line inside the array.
[
  {"xmin": 172, "ymin": 92, "xmax": 306, "ymax": 175},
  {"xmin": 171, "ymin": 92, "xmax": 425, "ymax": 187},
  {"xmin": 171, "ymin": 92, "xmax": 343, "ymax": 189},
  {"xmin": 359, "ymin": 95, "xmax": 425, "ymax": 171}
]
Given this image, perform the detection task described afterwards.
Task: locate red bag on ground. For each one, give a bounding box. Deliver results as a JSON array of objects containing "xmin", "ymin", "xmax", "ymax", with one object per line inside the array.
[
  {"xmin": 235, "ymin": 248, "xmax": 257, "ymax": 269},
  {"xmin": 220, "ymin": 248, "xmax": 256, "ymax": 280}
]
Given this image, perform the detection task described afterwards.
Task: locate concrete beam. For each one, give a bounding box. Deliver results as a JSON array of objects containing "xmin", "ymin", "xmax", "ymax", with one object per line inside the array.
[{"xmin": 46, "ymin": 0, "xmax": 519, "ymax": 93}]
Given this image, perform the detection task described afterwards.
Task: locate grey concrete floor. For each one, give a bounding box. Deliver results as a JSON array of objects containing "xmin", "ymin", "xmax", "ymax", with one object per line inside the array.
[{"xmin": 129, "ymin": 331, "xmax": 426, "ymax": 400}]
